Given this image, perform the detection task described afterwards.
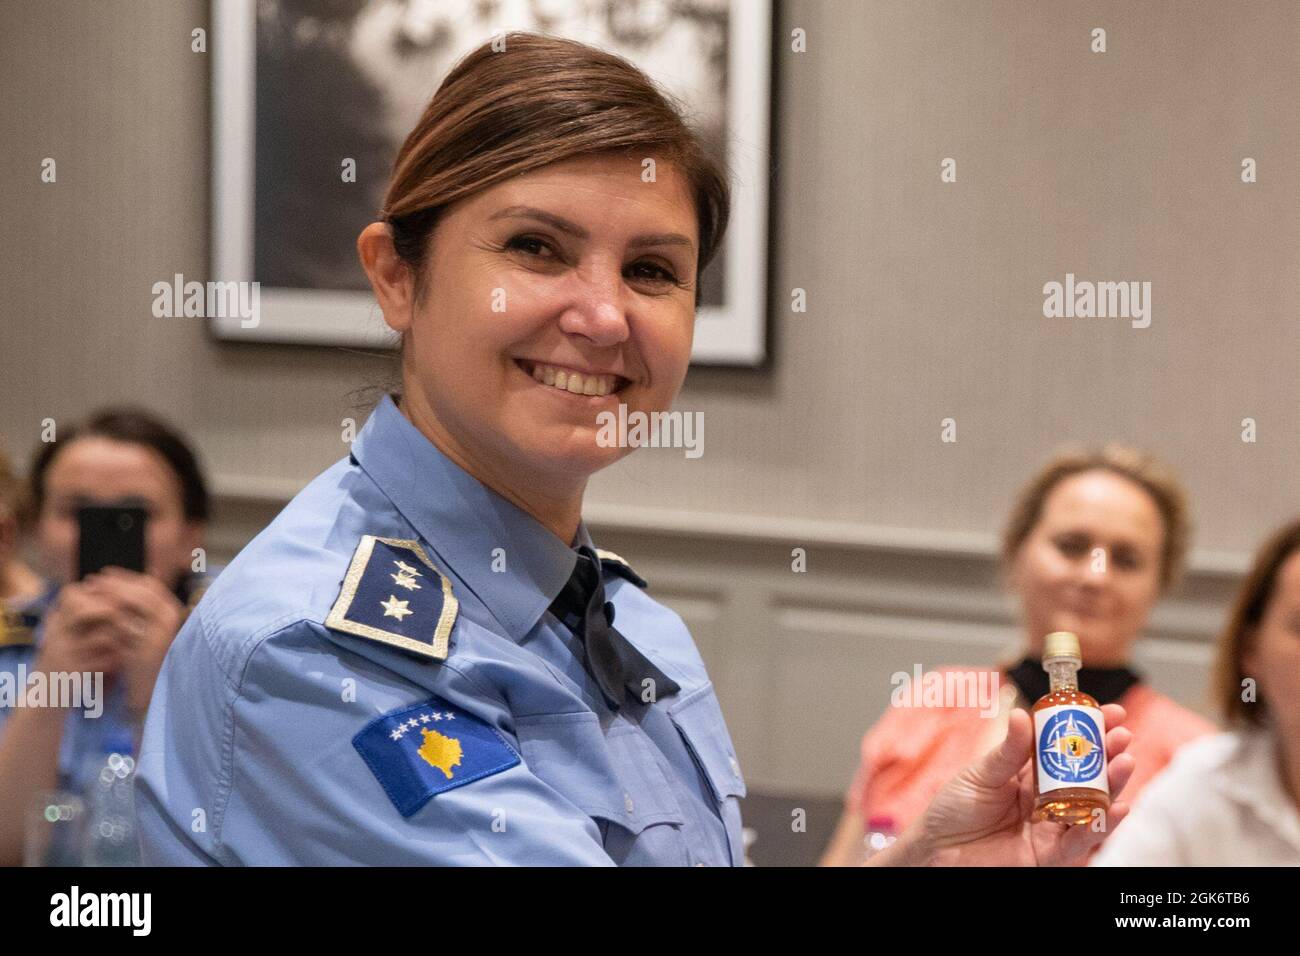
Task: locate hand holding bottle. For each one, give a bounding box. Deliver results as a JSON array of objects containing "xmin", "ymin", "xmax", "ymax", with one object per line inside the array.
[{"xmin": 872, "ymin": 703, "xmax": 1135, "ymax": 866}]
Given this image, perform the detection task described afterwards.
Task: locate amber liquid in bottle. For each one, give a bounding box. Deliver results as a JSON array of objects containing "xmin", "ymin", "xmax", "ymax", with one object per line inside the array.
[{"xmin": 1031, "ymin": 637, "xmax": 1110, "ymax": 826}]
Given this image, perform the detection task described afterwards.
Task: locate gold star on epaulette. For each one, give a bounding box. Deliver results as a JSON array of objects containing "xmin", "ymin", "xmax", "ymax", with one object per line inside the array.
[
  {"xmin": 391, "ymin": 571, "xmax": 422, "ymax": 591},
  {"xmin": 380, "ymin": 595, "xmax": 414, "ymax": 621}
]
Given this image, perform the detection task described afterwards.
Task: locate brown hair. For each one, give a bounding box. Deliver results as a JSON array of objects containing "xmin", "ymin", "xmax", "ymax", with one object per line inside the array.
[
  {"xmin": 1214, "ymin": 519, "xmax": 1300, "ymax": 727},
  {"xmin": 0, "ymin": 442, "xmax": 31, "ymax": 531},
  {"xmin": 1001, "ymin": 444, "xmax": 1191, "ymax": 592},
  {"xmin": 381, "ymin": 31, "xmax": 731, "ymax": 309},
  {"xmin": 28, "ymin": 408, "xmax": 210, "ymax": 523}
]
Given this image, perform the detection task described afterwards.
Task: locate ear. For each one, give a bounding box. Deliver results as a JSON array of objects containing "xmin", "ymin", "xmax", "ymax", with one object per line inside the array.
[{"xmin": 357, "ymin": 222, "xmax": 418, "ymax": 334}]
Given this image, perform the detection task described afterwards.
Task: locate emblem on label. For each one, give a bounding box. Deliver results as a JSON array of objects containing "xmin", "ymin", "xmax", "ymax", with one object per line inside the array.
[{"xmin": 1034, "ymin": 705, "xmax": 1108, "ymax": 793}]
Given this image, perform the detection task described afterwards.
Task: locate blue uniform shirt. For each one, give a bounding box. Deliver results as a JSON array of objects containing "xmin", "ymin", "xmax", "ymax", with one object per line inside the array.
[
  {"xmin": 1, "ymin": 575, "xmax": 213, "ymax": 800},
  {"xmin": 0, "ymin": 582, "xmax": 139, "ymax": 797},
  {"xmin": 136, "ymin": 394, "xmax": 747, "ymax": 865}
]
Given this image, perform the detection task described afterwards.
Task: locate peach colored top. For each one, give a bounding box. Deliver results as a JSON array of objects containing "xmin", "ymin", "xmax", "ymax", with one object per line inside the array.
[{"xmin": 846, "ymin": 666, "xmax": 1216, "ymax": 858}]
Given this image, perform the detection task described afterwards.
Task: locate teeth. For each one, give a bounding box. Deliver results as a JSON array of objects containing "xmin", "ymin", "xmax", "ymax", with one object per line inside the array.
[{"xmin": 523, "ymin": 361, "xmax": 617, "ymax": 397}]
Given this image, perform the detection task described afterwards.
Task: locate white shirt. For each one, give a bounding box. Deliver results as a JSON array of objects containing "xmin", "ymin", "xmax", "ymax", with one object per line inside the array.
[{"xmin": 1092, "ymin": 727, "xmax": 1300, "ymax": 866}]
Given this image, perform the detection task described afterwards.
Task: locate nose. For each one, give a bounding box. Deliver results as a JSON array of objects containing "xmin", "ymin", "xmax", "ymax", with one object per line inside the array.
[{"xmin": 556, "ymin": 263, "xmax": 631, "ymax": 348}]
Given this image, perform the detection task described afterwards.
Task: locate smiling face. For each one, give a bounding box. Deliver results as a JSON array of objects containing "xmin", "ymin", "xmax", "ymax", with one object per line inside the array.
[
  {"xmin": 376, "ymin": 152, "xmax": 699, "ymax": 496},
  {"xmin": 1011, "ymin": 469, "xmax": 1166, "ymax": 666},
  {"xmin": 1242, "ymin": 551, "xmax": 1300, "ymax": 735}
]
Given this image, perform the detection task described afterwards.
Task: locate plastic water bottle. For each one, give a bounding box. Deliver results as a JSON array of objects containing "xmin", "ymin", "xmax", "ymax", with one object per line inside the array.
[{"xmin": 83, "ymin": 731, "xmax": 140, "ymax": 866}]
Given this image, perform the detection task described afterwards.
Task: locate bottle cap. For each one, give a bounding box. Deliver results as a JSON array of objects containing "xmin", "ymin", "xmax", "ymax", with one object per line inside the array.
[{"xmin": 1042, "ymin": 630, "xmax": 1082, "ymax": 666}]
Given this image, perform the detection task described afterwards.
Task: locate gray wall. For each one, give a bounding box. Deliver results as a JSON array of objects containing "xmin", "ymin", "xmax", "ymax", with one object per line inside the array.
[{"xmin": 3, "ymin": 0, "xmax": 1297, "ymax": 799}]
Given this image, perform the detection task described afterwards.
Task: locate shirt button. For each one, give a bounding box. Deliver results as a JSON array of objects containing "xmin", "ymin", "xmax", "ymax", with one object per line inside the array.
[{"xmin": 624, "ymin": 792, "xmax": 635, "ymax": 814}]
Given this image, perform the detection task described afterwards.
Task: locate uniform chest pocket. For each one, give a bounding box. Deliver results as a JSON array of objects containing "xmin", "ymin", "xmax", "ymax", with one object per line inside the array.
[
  {"xmin": 513, "ymin": 711, "xmax": 685, "ymax": 836},
  {"xmin": 667, "ymin": 683, "xmax": 747, "ymax": 865},
  {"xmin": 667, "ymin": 683, "xmax": 747, "ymax": 802}
]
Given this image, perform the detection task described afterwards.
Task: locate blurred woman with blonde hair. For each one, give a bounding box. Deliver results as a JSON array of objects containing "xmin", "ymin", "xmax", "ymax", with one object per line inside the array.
[{"xmin": 821, "ymin": 444, "xmax": 1215, "ymax": 866}]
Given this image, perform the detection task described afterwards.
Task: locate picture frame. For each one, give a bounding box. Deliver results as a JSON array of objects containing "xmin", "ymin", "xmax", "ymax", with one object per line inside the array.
[{"xmin": 209, "ymin": 0, "xmax": 772, "ymax": 365}]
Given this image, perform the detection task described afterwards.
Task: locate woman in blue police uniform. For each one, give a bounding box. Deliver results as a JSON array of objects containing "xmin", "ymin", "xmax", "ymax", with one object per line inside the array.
[{"xmin": 137, "ymin": 32, "xmax": 1136, "ymax": 866}]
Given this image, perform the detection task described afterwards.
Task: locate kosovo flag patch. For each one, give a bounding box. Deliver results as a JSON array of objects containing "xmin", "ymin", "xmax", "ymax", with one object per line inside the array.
[
  {"xmin": 325, "ymin": 536, "xmax": 459, "ymax": 661},
  {"xmin": 353, "ymin": 697, "xmax": 521, "ymax": 818}
]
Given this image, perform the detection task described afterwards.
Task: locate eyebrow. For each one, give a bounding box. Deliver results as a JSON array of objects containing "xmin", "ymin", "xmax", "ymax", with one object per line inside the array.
[{"xmin": 488, "ymin": 205, "xmax": 695, "ymax": 252}]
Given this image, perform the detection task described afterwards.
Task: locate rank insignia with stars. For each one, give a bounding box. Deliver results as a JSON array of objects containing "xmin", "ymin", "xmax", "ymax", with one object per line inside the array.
[{"xmin": 325, "ymin": 536, "xmax": 459, "ymax": 661}]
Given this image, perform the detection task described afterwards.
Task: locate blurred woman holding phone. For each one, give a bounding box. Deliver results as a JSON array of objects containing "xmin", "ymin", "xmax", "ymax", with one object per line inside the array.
[{"xmin": 0, "ymin": 408, "xmax": 210, "ymax": 865}]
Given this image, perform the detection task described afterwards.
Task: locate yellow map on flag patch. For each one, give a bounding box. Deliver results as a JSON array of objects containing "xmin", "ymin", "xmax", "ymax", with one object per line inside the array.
[{"xmin": 417, "ymin": 728, "xmax": 463, "ymax": 779}]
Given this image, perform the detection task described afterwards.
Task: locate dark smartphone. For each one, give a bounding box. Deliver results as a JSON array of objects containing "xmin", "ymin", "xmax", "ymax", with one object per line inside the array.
[{"xmin": 77, "ymin": 504, "xmax": 147, "ymax": 580}]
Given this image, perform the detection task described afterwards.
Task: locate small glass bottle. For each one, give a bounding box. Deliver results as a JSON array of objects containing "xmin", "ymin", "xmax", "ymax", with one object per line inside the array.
[{"xmin": 1031, "ymin": 631, "xmax": 1109, "ymax": 825}]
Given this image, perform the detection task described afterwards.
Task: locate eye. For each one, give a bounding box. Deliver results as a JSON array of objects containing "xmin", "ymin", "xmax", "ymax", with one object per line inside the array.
[
  {"xmin": 626, "ymin": 260, "xmax": 680, "ymax": 286},
  {"xmin": 1054, "ymin": 534, "xmax": 1089, "ymax": 557},
  {"xmin": 1110, "ymin": 545, "xmax": 1146, "ymax": 571},
  {"xmin": 504, "ymin": 234, "xmax": 557, "ymax": 259}
]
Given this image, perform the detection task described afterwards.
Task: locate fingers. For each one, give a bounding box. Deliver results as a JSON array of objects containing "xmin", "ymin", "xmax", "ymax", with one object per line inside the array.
[
  {"xmin": 1099, "ymin": 705, "xmax": 1134, "ymax": 802},
  {"xmin": 54, "ymin": 583, "xmax": 120, "ymax": 629},
  {"xmin": 1106, "ymin": 800, "xmax": 1130, "ymax": 832},
  {"xmin": 75, "ymin": 630, "xmax": 123, "ymax": 672},
  {"xmin": 83, "ymin": 569, "xmax": 183, "ymax": 648},
  {"xmin": 1104, "ymin": 723, "xmax": 1132, "ymax": 759},
  {"xmin": 86, "ymin": 568, "xmax": 180, "ymax": 623},
  {"xmin": 1107, "ymin": 750, "xmax": 1136, "ymax": 802},
  {"xmin": 971, "ymin": 706, "xmax": 1033, "ymax": 788},
  {"xmin": 36, "ymin": 614, "xmax": 121, "ymax": 673},
  {"xmin": 1100, "ymin": 702, "xmax": 1127, "ymax": 729},
  {"xmin": 1049, "ymin": 797, "xmax": 1132, "ymax": 859},
  {"xmin": 59, "ymin": 586, "xmax": 137, "ymax": 648},
  {"xmin": 1060, "ymin": 798, "xmax": 1132, "ymax": 862}
]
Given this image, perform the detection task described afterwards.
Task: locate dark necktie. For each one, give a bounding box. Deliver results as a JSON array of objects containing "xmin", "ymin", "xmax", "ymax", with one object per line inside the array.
[{"xmin": 547, "ymin": 546, "xmax": 680, "ymax": 710}]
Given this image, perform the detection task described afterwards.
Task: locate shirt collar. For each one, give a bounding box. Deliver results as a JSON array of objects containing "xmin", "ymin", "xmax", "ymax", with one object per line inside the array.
[{"xmin": 350, "ymin": 393, "xmax": 582, "ymax": 640}]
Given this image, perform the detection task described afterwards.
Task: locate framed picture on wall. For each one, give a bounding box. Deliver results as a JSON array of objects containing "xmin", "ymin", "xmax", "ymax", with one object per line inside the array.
[{"xmin": 209, "ymin": 0, "xmax": 772, "ymax": 366}]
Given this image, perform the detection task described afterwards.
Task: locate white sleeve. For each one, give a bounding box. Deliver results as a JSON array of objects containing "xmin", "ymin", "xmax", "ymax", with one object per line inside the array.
[{"xmin": 1091, "ymin": 753, "xmax": 1200, "ymax": 867}]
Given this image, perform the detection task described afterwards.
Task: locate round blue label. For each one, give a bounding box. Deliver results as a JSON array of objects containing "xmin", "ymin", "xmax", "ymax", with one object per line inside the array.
[{"xmin": 1037, "ymin": 708, "xmax": 1105, "ymax": 783}]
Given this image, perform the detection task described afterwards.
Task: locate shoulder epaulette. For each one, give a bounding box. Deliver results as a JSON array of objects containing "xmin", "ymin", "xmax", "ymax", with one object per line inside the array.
[
  {"xmin": 595, "ymin": 549, "xmax": 648, "ymax": 589},
  {"xmin": 0, "ymin": 605, "xmax": 34, "ymax": 648},
  {"xmin": 325, "ymin": 535, "xmax": 459, "ymax": 661}
]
